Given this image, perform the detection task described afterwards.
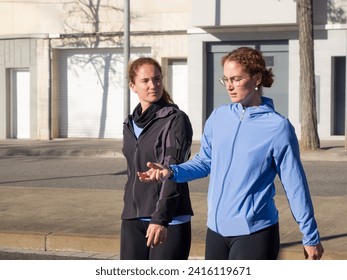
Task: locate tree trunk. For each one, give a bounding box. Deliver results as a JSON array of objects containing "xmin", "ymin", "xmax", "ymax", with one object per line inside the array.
[{"xmin": 298, "ymin": 0, "xmax": 320, "ymax": 151}]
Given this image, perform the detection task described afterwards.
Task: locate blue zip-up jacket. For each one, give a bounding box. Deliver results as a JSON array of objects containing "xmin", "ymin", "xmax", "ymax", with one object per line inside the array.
[{"xmin": 170, "ymin": 97, "xmax": 320, "ymax": 245}]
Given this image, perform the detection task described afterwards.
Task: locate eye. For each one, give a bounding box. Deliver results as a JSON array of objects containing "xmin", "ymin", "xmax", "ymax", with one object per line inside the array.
[{"xmin": 140, "ymin": 78, "xmax": 149, "ymax": 83}]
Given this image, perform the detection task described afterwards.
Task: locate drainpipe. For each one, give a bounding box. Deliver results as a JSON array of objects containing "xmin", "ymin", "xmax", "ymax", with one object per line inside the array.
[
  {"xmin": 123, "ymin": 0, "xmax": 130, "ymax": 120},
  {"xmin": 47, "ymin": 33, "xmax": 59, "ymax": 140},
  {"xmin": 48, "ymin": 37, "xmax": 52, "ymax": 140}
]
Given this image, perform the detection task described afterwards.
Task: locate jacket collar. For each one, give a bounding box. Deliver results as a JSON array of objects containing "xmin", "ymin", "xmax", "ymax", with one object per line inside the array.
[
  {"xmin": 233, "ymin": 97, "xmax": 275, "ymax": 118},
  {"xmin": 124, "ymin": 104, "xmax": 178, "ymax": 125}
]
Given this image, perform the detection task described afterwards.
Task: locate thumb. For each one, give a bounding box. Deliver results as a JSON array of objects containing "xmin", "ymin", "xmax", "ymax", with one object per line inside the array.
[{"xmin": 147, "ymin": 162, "xmax": 164, "ymax": 170}]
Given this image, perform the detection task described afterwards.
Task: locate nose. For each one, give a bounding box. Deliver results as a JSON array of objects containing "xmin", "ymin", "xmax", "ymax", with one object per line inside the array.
[
  {"xmin": 226, "ymin": 80, "xmax": 235, "ymax": 89},
  {"xmin": 148, "ymin": 78, "xmax": 157, "ymax": 88}
]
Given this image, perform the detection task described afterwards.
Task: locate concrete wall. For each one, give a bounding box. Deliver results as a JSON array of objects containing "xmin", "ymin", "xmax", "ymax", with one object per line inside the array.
[
  {"xmin": 187, "ymin": 0, "xmax": 347, "ymax": 140},
  {"xmin": 191, "ymin": 0, "xmax": 297, "ymax": 27},
  {"xmin": 0, "ymin": 0, "xmax": 192, "ymax": 140},
  {"xmin": 0, "ymin": 0, "xmax": 191, "ymax": 35},
  {"xmin": 288, "ymin": 28, "xmax": 347, "ymax": 139},
  {"xmin": 0, "ymin": 38, "xmax": 50, "ymax": 139}
]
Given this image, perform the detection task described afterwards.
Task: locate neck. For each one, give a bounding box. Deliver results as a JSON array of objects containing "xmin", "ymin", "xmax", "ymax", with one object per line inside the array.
[{"xmin": 241, "ymin": 94, "xmax": 262, "ymax": 108}]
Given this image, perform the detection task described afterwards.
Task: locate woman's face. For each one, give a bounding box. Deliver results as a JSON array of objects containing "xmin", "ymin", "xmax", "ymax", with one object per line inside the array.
[
  {"xmin": 130, "ymin": 63, "xmax": 163, "ymax": 112},
  {"xmin": 222, "ymin": 60, "xmax": 261, "ymax": 107}
]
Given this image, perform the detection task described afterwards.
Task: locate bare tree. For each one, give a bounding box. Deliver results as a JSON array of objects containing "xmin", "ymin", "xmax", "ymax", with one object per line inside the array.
[
  {"xmin": 298, "ymin": 0, "xmax": 320, "ymax": 150},
  {"xmin": 61, "ymin": 1, "xmax": 124, "ymax": 138}
]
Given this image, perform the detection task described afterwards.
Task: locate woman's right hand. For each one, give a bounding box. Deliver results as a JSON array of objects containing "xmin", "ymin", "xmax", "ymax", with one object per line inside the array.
[{"xmin": 137, "ymin": 162, "xmax": 171, "ymax": 182}]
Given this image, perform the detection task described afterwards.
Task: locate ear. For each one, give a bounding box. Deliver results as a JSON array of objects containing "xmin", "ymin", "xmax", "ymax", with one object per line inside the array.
[
  {"xmin": 130, "ymin": 82, "xmax": 137, "ymax": 93},
  {"xmin": 255, "ymin": 73, "xmax": 262, "ymax": 86}
]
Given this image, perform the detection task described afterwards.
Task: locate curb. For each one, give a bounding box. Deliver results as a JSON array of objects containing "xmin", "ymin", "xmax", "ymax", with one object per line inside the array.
[
  {"xmin": 1, "ymin": 231, "xmax": 346, "ymax": 260},
  {"xmin": 301, "ymin": 151, "xmax": 347, "ymax": 162},
  {"xmin": 0, "ymin": 231, "xmax": 119, "ymax": 256},
  {"xmin": 0, "ymin": 150, "xmax": 124, "ymax": 158}
]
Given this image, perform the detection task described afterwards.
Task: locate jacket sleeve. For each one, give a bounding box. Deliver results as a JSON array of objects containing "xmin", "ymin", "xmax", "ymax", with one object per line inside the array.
[
  {"xmin": 150, "ymin": 111, "xmax": 193, "ymax": 227},
  {"xmin": 171, "ymin": 113, "xmax": 213, "ymax": 182},
  {"xmin": 273, "ymin": 119, "xmax": 321, "ymax": 245}
]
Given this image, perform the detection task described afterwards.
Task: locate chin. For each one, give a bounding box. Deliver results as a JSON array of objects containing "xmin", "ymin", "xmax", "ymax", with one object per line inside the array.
[{"xmin": 149, "ymin": 95, "xmax": 160, "ymax": 102}]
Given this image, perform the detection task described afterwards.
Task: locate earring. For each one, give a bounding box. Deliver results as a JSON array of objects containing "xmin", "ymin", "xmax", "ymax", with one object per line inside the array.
[{"xmin": 255, "ymin": 86, "xmax": 258, "ymax": 91}]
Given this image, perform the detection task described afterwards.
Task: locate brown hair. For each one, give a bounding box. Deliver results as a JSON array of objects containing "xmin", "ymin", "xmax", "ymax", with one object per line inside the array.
[
  {"xmin": 221, "ymin": 47, "xmax": 274, "ymax": 88},
  {"xmin": 128, "ymin": 57, "xmax": 173, "ymax": 104}
]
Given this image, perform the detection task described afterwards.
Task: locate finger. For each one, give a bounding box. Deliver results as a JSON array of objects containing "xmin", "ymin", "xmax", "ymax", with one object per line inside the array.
[
  {"xmin": 146, "ymin": 229, "xmax": 154, "ymax": 247},
  {"xmin": 309, "ymin": 254, "xmax": 321, "ymax": 260},
  {"xmin": 161, "ymin": 228, "xmax": 167, "ymax": 244},
  {"xmin": 154, "ymin": 226, "xmax": 166, "ymax": 245},
  {"xmin": 158, "ymin": 227, "xmax": 167, "ymax": 244},
  {"xmin": 137, "ymin": 172, "xmax": 153, "ymax": 183},
  {"xmin": 147, "ymin": 162, "xmax": 159, "ymax": 169},
  {"xmin": 153, "ymin": 231, "xmax": 160, "ymax": 245},
  {"xmin": 156, "ymin": 169, "xmax": 162, "ymax": 182},
  {"xmin": 147, "ymin": 162, "xmax": 166, "ymax": 170},
  {"xmin": 150, "ymin": 171, "xmax": 158, "ymax": 181},
  {"xmin": 137, "ymin": 172, "xmax": 147, "ymax": 180}
]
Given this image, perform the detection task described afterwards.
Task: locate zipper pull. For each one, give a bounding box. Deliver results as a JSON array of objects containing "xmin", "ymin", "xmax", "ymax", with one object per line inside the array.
[{"xmin": 240, "ymin": 108, "xmax": 246, "ymax": 121}]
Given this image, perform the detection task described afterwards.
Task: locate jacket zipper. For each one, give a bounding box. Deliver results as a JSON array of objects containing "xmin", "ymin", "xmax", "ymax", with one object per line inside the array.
[
  {"xmin": 133, "ymin": 141, "xmax": 140, "ymax": 216},
  {"xmin": 128, "ymin": 118, "xmax": 159, "ymax": 217},
  {"xmin": 124, "ymin": 123, "xmax": 141, "ymax": 216},
  {"xmin": 214, "ymin": 107, "xmax": 246, "ymax": 233},
  {"xmin": 126, "ymin": 108, "xmax": 174, "ymax": 218}
]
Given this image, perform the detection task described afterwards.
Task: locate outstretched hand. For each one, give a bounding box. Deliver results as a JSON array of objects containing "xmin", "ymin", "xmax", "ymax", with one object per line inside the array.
[{"xmin": 137, "ymin": 162, "xmax": 171, "ymax": 182}]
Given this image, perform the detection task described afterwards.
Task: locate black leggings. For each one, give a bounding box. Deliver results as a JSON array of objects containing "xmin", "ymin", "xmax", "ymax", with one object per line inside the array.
[
  {"xmin": 205, "ymin": 223, "xmax": 280, "ymax": 260},
  {"xmin": 120, "ymin": 219, "xmax": 191, "ymax": 260}
]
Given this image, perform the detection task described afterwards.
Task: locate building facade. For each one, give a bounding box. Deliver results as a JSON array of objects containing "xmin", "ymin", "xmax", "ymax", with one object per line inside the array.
[{"xmin": 0, "ymin": 0, "xmax": 346, "ymax": 141}]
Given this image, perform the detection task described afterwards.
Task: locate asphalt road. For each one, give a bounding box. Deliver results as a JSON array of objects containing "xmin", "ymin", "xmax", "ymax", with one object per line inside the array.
[
  {"xmin": 0, "ymin": 250, "xmax": 97, "ymax": 260},
  {"xmin": 0, "ymin": 157, "xmax": 346, "ymax": 196}
]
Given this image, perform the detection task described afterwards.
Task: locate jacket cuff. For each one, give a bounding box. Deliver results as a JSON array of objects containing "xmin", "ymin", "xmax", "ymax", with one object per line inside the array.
[
  {"xmin": 168, "ymin": 165, "xmax": 175, "ymax": 180},
  {"xmin": 150, "ymin": 219, "xmax": 169, "ymax": 228}
]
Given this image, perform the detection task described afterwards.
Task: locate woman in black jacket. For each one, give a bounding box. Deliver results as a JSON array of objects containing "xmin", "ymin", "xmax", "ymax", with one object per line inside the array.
[{"xmin": 120, "ymin": 57, "xmax": 194, "ymax": 260}]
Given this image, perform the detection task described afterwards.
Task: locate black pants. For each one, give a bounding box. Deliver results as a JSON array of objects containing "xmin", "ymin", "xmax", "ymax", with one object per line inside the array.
[
  {"xmin": 205, "ymin": 223, "xmax": 280, "ymax": 260},
  {"xmin": 120, "ymin": 219, "xmax": 191, "ymax": 260}
]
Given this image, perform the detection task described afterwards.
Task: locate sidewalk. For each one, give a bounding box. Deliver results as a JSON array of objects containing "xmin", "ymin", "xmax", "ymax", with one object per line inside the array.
[
  {"xmin": 0, "ymin": 138, "xmax": 346, "ymax": 260},
  {"xmin": 0, "ymin": 138, "xmax": 346, "ymax": 161}
]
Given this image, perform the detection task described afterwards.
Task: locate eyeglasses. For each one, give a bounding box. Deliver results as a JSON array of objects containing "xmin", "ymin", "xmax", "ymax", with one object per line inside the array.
[{"xmin": 219, "ymin": 76, "xmax": 248, "ymax": 87}]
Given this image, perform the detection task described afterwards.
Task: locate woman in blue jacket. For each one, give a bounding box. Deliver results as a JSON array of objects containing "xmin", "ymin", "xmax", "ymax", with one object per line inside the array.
[{"xmin": 138, "ymin": 47, "xmax": 324, "ymax": 260}]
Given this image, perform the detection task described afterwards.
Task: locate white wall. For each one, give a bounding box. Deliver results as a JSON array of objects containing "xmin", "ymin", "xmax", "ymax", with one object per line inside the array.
[
  {"xmin": 0, "ymin": 0, "xmax": 192, "ymax": 35},
  {"xmin": 192, "ymin": 0, "xmax": 296, "ymax": 27},
  {"xmin": 289, "ymin": 28, "xmax": 347, "ymax": 140}
]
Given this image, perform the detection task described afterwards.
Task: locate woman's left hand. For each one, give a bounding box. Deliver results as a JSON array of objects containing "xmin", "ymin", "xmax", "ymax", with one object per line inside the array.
[
  {"xmin": 146, "ymin": 223, "xmax": 168, "ymax": 247},
  {"xmin": 303, "ymin": 242, "xmax": 324, "ymax": 260}
]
